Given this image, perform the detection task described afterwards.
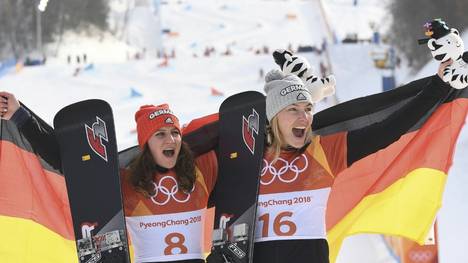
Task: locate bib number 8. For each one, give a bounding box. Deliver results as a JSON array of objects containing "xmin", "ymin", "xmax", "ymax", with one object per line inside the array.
[{"xmin": 164, "ymin": 232, "xmax": 188, "ymax": 255}]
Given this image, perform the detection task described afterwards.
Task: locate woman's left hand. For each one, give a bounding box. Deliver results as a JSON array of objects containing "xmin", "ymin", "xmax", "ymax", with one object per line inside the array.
[
  {"xmin": 0, "ymin": 91, "xmax": 21, "ymax": 120},
  {"xmin": 437, "ymin": 59, "xmax": 453, "ymax": 81}
]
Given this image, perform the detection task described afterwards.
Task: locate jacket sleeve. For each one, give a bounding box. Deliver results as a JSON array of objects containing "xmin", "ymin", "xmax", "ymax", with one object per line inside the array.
[
  {"xmin": 11, "ymin": 105, "xmax": 62, "ymax": 171},
  {"xmin": 182, "ymin": 113, "xmax": 220, "ymax": 158},
  {"xmin": 194, "ymin": 150, "xmax": 218, "ymax": 200},
  {"xmin": 314, "ymin": 75, "xmax": 451, "ymax": 170}
]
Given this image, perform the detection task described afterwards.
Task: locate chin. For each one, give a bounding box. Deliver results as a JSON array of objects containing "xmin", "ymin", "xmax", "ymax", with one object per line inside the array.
[
  {"xmin": 158, "ymin": 160, "xmax": 177, "ymax": 169},
  {"xmin": 165, "ymin": 163, "xmax": 177, "ymax": 169},
  {"xmin": 292, "ymin": 143, "xmax": 306, "ymax": 149},
  {"xmin": 289, "ymin": 140, "xmax": 306, "ymax": 149}
]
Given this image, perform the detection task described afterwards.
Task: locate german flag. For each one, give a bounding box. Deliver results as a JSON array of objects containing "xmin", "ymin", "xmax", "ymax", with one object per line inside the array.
[
  {"xmin": 182, "ymin": 75, "xmax": 468, "ymax": 262},
  {"xmin": 0, "ymin": 113, "xmax": 76, "ymax": 262},
  {"xmin": 311, "ymin": 76, "xmax": 468, "ymax": 262}
]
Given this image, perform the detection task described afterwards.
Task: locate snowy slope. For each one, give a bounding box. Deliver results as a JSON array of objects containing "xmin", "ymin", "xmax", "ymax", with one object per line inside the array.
[
  {"xmin": 3, "ymin": 0, "xmax": 349, "ymax": 150},
  {"xmin": 322, "ymin": 0, "xmax": 391, "ymax": 42},
  {"xmin": 161, "ymin": 0, "xmax": 328, "ymax": 55}
]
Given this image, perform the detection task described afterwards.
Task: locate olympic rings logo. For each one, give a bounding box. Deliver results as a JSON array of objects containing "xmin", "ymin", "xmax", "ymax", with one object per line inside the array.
[
  {"xmin": 260, "ymin": 154, "xmax": 308, "ymax": 185},
  {"xmin": 150, "ymin": 176, "xmax": 194, "ymax": 205},
  {"xmin": 408, "ymin": 250, "xmax": 433, "ymax": 262}
]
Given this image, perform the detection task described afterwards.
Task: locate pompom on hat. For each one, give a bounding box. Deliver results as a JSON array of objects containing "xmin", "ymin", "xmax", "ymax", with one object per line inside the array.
[
  {"xmin": 418, "ymin": 18, "xmax": 451, "ymax": 45},
  {"xmin": 264, "ymin": 69, "xmax": 313, "ymax": 122},
  {"xmin": 135, "ymin": 104, "xmax": 180, "ymax": 148}
]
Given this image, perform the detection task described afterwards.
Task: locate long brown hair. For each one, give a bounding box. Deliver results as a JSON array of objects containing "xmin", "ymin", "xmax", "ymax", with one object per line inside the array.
[
  {"xmin": 266, "ymin": 116, "xmax": 313, "ymax": 162},
  {"xmin": 128, "ymin": 142, "xmax": 196, "ymax": 197}
]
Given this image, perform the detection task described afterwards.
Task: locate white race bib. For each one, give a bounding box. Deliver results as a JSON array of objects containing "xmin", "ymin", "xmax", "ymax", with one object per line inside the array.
[
  {"xmin": 126, "ymin": 209, "xmax": 206, "ymax": 262},
  {"xmin": 255, "ymin": 188, "xmax": 331, "ymax": 242}
]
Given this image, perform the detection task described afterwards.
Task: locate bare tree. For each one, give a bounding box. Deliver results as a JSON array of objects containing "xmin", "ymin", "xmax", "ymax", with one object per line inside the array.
[
  {"xmin": 388, "ymin": 0, "xmax": 468, "ymax": 71},
  {"xmin": 0, "ymin": 0, "xmax": 109, "ymax": 61}
]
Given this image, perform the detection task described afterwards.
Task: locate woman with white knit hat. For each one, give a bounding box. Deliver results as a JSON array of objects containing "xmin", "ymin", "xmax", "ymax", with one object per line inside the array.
[
  {"xmin": 253, "ymin": 69, "xmax": 332, "ymax": 262},
  {"xmin": 249, "ymin": 50, "xmax": 454, "ymax": 263}
]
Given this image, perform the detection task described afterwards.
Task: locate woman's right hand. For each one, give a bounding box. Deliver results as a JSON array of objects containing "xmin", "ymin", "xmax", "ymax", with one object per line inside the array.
[{"xmin": 0, "ymin": 91, "xmax": 21, "ymax": 120}]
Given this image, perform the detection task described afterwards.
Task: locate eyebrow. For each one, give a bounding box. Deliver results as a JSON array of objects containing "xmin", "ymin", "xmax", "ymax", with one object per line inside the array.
[
  {"xmin": 291, "ymin": 103, "xmax": 313, "ymax": 107},
  {"xmin": 157, "ymin": 127, "xmax": 177, "ymax": 132}
]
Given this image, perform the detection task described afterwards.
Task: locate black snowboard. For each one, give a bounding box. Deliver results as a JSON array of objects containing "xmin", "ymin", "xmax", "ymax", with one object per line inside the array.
[
  {"xmin": 207, "ymin": 91, "xmax": 266, "ymax": 263},
  {"xmin": 54, "ymin": 99, "xmax": 130, "ymax": 263}
]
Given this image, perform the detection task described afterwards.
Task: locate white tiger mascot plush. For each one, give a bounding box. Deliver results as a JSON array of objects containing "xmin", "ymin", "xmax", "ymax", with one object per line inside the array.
[
  {"xmin": 419, "ymin": 19, "xmax": 468, "ymax": 90},
  {"xmin": 272, "ymin": 49, "xmax": 336, "ymax": 102}
]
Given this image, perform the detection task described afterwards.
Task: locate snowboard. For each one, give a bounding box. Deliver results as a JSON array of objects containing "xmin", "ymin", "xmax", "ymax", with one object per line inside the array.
[
  {"xmin": 53, "ymin": 99, "xmax": 130, "ymax": 263},
  {"xmin": 207, "ymin": 91, "xmax": 266, "ymax": 263}
]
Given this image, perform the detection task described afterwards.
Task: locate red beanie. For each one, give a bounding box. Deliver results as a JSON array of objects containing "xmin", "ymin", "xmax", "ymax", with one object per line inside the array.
[{"xmin": 135, "ymin": 104, "xmax": 180, "ymax": 148}]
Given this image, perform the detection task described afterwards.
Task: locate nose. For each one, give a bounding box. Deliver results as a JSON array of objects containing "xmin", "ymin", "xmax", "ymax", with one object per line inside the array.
[
  {"xmin": 165, "ymin": 133, "xmax": 177, "ymax": 143},
  {"xmin": 297, "ymin": 109, "xmax": 308, "ymax": 119}
]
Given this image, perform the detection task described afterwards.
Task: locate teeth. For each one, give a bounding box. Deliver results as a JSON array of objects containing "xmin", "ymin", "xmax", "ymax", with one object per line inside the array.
[
  {"xmin": 294, "ymin": 127, "xmax": 306, "ymax": 129},
  {"xmin": 163, "ymin": 149, "xmax": 175, "ymax": 157},
  {"xmin": 292, "ymin": 127, "xmax": 306, "ymax": 138}
]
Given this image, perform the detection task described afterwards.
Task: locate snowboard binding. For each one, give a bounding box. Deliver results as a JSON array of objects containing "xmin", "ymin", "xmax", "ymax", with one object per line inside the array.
[
  {"xmin": 77, "ymin": 230, "xmax": 129, "ymax": 263},
  {"xmin": 207, "ymin": 223, "xmax": 250, "ymax": 263}
]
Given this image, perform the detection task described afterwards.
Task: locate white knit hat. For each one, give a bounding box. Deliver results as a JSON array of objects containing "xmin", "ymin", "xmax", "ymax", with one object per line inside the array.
[{"xmin": 264, "ymin": 69, "xmax": 313, "ymax": 122}]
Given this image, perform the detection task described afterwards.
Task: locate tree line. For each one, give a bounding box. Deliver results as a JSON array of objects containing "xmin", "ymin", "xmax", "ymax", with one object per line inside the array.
[
  {"xmin": 388, "ymin": 0, "xmax": 468, "ymax": 71},
  {"xmin": 0, "ymin": 0, "xmax": 108, "ymax": 60}
]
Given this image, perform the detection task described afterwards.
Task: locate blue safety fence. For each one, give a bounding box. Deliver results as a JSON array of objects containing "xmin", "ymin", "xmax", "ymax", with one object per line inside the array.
[{"xmin": 0, "ymin": 58, "xmax": 17, "ymax": 78}]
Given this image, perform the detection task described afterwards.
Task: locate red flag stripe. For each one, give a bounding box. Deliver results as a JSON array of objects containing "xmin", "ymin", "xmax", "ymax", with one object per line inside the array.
[{"xmin": 0, "ymin": 140, "xmax": 74, "ymax": 240}]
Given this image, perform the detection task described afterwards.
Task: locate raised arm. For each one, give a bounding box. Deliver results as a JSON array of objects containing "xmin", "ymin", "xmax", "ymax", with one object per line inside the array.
[
  {"xmin": 314, "ymin": 61, "xmax": 452, "ymax": 169},
  {"xmin": 0, "ymin": 91, "xmax": 62, "ymax": 170}
]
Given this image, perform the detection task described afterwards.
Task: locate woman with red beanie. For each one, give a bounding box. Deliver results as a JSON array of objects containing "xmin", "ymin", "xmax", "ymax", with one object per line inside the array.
[
  {"xmin": 122, "ymin": 104, "xmax": 217, "ymax": 262},
  {"xmin": 0, "ymin": 98, "xmax": 217, "ymax": 263}
]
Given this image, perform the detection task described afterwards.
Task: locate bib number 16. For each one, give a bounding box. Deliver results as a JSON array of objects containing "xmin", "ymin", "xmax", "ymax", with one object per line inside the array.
[{"xmin": 258, "ymin": 211, "xmax": 297, "ymax": 237}]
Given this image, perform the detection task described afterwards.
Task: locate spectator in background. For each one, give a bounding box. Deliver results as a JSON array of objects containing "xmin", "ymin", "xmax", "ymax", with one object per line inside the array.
[
  {"xmin": 259, "ymin": 68, "xmax": 264, "ymax": 81},
  {"xmin": 320, "ymin": 61, "xmax": 328, "ymax": 78}
]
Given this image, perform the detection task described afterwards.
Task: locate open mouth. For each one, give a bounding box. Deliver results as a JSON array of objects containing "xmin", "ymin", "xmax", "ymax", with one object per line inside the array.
[
  {"xmin": 162, "ymin": 149, "xmax": 175, "ymax": 157},
  {"xmin": 292, "ymin": 127, "xmax": 306, "ymax": 138}
]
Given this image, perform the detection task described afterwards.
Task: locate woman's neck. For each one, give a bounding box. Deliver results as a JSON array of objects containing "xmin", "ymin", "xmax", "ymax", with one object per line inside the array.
[
  {"xmin": 281, "ymin": 142, "xmax": 310, "ymax": 153},
  {"xmin": 155, "ymin": 164, "xmax": 170, "ymax": 174}
]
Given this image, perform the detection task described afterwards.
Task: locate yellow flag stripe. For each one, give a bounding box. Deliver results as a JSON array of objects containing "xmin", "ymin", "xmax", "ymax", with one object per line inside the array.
[
  {"xmin": 0, "ymin": 215, "xmax": 77, "ymax": 263},
  {"xmin": 327, "ymin": 168, "xmax": 447, "ymax": 263},
  {"xmin": 308, "ymin": 136, "xmax": 334, "ymax": 177},
  {"xmin": 195, "ymin": 166, "xmax": 208, "ymax": 195}
]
